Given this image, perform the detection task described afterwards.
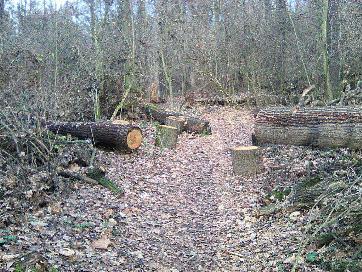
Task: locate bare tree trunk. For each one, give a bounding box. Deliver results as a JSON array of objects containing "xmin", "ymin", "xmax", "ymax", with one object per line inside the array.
[
  {"xmin": 276, "ymin": 0, "xmax": 288, "ymax": 95},
  {"xmin": 322, "ymin": 0, "xmax": 333, "ymax": 100},
  {"xmin": 88, "ymin": 0, "xmax": 96, "ymax": 45},
  {"xmin": 329, "ymin": 0, "xmax": 341, "ymax": 96},
  {"xmin": 0, "ymin": 0, "xmax": 5, "ymax": 21}
]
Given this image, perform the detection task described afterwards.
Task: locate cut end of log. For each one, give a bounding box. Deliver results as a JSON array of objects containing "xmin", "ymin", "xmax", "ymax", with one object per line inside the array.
[
  {"xmin": 160, "ymin": 125, "xmax": 178, "ymax": 130},
  {"xmin": 112, "ymin": 119, "xmax": 130, "ymax": 125},
  {"xmin": 232, "ymin": 146, "xmax": 258, "ymax": 151},
  {"xmin": 127, "ymin": 128, "xmax": 143, "ymax": 150}
]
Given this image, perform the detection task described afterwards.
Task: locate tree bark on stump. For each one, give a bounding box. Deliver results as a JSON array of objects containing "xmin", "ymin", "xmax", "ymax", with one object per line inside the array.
[
  {"xmin": 47, "ymin": 121, "xmax": 142, "ymax": 151},
  {"xmin": 165, "ymin": 116, "xmax": 186, "ymax": 134},
  {"xmin": 155, "ymin": 125, "xmax": 178, "ymax": 149},
  {"xmin": 142, "ymin": 105, "xmax": 211, "ymax": 134},
  {"xmin": 254, "ymin": 107, "xmax": 362, "ymax": 149},
  {"xmin": 230, "ymin": 146, "xmax": 262, "ymax": 177}
]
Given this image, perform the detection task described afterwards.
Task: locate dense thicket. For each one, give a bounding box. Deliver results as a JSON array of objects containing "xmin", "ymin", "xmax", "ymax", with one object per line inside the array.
[{"xmin": 0, "ymin": 0, "xmax": 361, "ymax": 120}]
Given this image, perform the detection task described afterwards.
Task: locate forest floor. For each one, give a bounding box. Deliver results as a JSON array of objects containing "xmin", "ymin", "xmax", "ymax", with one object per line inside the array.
[{"xmin": 1, "ymin": 106, "xmax": 325, "ymax": 272}]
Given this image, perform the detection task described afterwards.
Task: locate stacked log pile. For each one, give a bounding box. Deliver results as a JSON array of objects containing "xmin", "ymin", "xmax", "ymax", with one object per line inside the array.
[{"xmin": 254, "ymin": 107, "xmax": 362, "ymax": 149}]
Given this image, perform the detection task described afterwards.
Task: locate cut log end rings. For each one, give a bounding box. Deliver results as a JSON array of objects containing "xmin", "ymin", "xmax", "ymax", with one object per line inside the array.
[{"xmin": 127, "ymin": 128, "xmax": 143, "ymax": 150}]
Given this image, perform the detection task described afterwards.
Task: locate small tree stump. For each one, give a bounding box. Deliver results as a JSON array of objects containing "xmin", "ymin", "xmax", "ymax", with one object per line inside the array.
[
  {"xmin": 155, "ymin": 125, "xmax": 178, "ymax": 149},
  {"xmin": 230, "ymin": 146, "xmax": 262, "ymax": 177},
  {"xmin": 165, "ymin": 116, "xmax": 186, "ymax": 134}
]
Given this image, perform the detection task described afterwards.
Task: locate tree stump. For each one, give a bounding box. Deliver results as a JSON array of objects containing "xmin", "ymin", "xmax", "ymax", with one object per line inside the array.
[
  {"xmin": 155, "ymin": 125, "xmax": 178, "ymax": 149},
  {"xmin": 230, "ymin": 146, "xmax": 262, "ymax": 177},
  {"xmin": 165, "ymin": 116, "xmax": 186, "ymax": 134}
]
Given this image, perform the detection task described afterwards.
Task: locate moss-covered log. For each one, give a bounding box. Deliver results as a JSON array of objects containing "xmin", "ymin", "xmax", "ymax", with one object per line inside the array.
[
  {"xmin": 47, "ymin": 121, "xmax": 142, "ymax": 151},
  {"xmin": 254, "ymin": 107, "xmax": 362, "ymax": 149},
  {"xmin": 142, "ymin": 105, "xmax": 211, "ymax": 134}
]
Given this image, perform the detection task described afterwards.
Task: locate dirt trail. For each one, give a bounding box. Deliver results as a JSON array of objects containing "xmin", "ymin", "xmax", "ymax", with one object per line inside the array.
[{"xmin": 102, "ymin": 107, "xmax": 264, "ymax": 271}]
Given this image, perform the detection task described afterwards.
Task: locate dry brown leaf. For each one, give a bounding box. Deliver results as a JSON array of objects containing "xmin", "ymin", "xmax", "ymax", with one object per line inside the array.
[
  {"xmin": 104, "ymin": 208, "xmax": 114, "ymax": 218},
  {"xmin": 59, "ymin": 248, "xmax": 76, "ymax": 257},
  {"xmin": 92, "ymin": 237, "xmax": 111, "ymax": 250},
  {"xmin": 68, "ymin": 163, "xmax": 81, "ymax": 172},
  {"xmin": 1, "ymin": 254, "xmax": 19, "ymax": 262}
]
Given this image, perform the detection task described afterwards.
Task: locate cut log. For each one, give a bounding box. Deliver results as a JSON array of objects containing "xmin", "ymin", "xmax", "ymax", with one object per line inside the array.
[
  {"xmin": 254, "ymin": 107, "xmax": 362, "ymax": 149},
  {"xmin": 230, "ymin": 146, "xmax": 263, "ymax": 177},
  {"xmin": 47, "ymin": 121, "xmax": 142, "ymax": 151},
  {"xmin": 165, "ymin": 116, "xmax": 186, "ymax": 134},
  {"xmin": 142, "ymin": 105, "xmax": 211, "ymax": 134},
  {"xmin": 194, "ymin": 96, "xmax": 248, "ymax": 106},
  {"xmin": 155, "ymin": 125, "xmax": 178, "ymax": 149}
]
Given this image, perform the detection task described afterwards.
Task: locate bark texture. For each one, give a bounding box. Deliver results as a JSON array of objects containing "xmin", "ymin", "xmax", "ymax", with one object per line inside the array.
[
  {"xmin": 194, "ymin": 96, "xmax": 248, "ymax": 106},
  {"xmin": 47, "ymin": 121, "xmax": 142, "ymax": 151},
  {"xmin": 254, "ymin": 107, "xmax": 362, "ymax": 149},
  {"xmin": 143, "ymin": 106, "xmax": 211, "ymax": 134},
  {"xmin": 230, "ymin": 146, "xmax": 262, "ymax": 177},
  {"xmin": 165, "ymin": 116, "xmax": 186, "ymax": 134},
  {"xmin": 155, "ymin": 125, "xmax": 178, "ymax": 149}
]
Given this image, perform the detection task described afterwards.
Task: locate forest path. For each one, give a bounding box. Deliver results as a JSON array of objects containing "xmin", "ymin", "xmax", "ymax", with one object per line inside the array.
[{"xmin": 103, "ymin": 107, "xmax": 265, "ymax": 271}]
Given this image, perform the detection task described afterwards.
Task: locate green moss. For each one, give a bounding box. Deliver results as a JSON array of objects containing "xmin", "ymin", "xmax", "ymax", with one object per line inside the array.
[
  {"xmin": 0, "ymin": 235, "xmax": 17, "ymax": 245},
  {"xmin": 86, "ymin": 167, "xmax": 124, "ymax": 195},
  {"xmin": 306, "ymin": 251, "xmax": 319, "ymax": 263},
  {"xmin": 98, "ymin": 177, "xmax": 124, "ymax": 195},
  {"xmin": 328, "ymin": 260, "xmax": 362, "ymax": 272},
  {"xmin": 267, "ymin": 188, "xmax": 291, "ymax": 202},
  {"xmin": 74, "ymin": 222, "xmax": 94, "ymax": 230},
  {"xmin": 144, "ymin": 103, "xmax": 159, "ymax": 111},
  {"xmin": 257, "ymin": 203, "xmax": 280, "ymax": 216},
  {"xmin": 14, "ymin": 263, "xmax": 25, "ymax": 272},
  {"xmin": 302, "ymin": 175, "xmax": 322, "ymax": 188},
  {"xmin": 350, "ymin": 223, "xmax": 362, "ymax": 234},
  {"xmin": 200, "ymin": 129, "xmax": 212, "ymax": 137},
  {"xmin": 86, "ymin": 167, "xmax": 105, "ymax": 181}
]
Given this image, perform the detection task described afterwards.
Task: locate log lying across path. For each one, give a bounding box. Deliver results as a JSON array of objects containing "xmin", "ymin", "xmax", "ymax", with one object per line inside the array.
[
  {"xmin": 142, "ymin": 106, "xmax": 211, "ymax": 134},
  {"xmin": 254, "ymin": 107, "xmax": 362, "ymax": 149},
  {"xmin": 47, "ymin": 121, "xmax": 142, "ymax": 151}
]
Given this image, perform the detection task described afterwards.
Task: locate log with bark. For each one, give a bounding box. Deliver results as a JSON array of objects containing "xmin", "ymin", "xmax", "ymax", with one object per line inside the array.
[
  {"xmin": 194, "ymin": 96, "xmax": 248, "ymax": 106},
  {"xmin": 254, "ymin": 107, "xmax": 362, "ymax": 149},
  {"xmin": 47, "ymin": 121, "xmax": 142, "ymax": 151},
  {"xmin": 142, "ymin": 105, "xmax": 211, "ymax": 134}
]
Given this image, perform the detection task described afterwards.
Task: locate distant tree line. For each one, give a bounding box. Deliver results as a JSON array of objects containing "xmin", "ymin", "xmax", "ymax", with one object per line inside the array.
[{"xmin": 0, "ymin": 0, "xmax": 361, "ymax": 119}]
